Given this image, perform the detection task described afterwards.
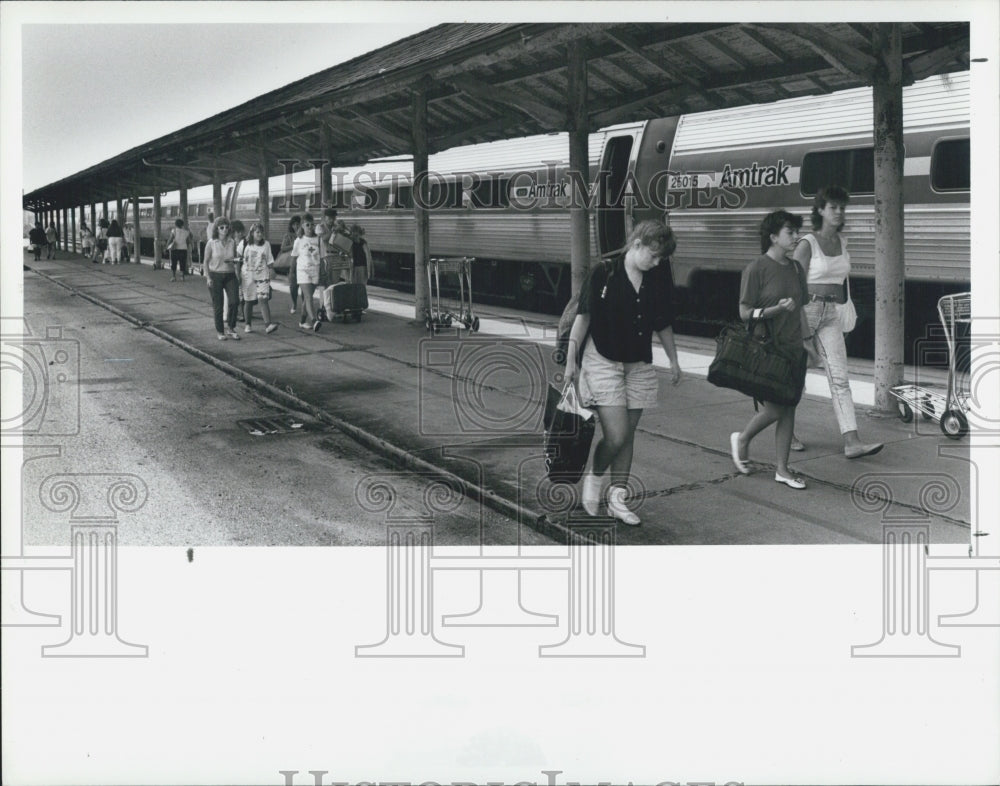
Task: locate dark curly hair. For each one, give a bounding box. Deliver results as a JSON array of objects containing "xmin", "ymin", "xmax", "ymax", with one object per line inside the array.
[
  {"xmin": 759, "ymin": 210, "xmax": 803, "ymax": 252},
  {"xmin": 810, "ymin": 184, "xmax": 850, "ymax": 231}
]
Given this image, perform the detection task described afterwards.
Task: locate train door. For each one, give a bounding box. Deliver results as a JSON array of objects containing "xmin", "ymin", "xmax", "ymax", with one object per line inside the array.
[{"xmin": 596, "ymin": 132, "xmax": 637, "ymax": 256}]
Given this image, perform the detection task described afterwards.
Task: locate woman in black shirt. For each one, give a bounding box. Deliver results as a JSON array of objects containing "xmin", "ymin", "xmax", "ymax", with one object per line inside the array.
[{"xmin": 565, "ymin": 220, "xmax": 682, "ymax": 525}]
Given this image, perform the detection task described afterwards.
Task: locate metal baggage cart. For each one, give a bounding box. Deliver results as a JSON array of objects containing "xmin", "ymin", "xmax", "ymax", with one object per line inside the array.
[
  {"xmin": 425, "ymin": 256, "xmax": 479, "ymax": 334},
  {"xmin": 890, "ymin": 292, "xmax": 971, "ymax": 438}
]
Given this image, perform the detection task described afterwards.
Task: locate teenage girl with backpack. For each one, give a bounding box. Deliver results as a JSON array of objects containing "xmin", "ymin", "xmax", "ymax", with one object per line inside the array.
[{"xmin": 564, "ymin": 220, "xmax": 683, "ymax": 525}]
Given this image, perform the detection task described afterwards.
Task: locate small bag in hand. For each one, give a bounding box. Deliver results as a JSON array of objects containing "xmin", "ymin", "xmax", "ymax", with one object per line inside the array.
[
  {"xmin": 838, "ymin": 277, "xmax": 857, "ymax": 333},
  {"xmin": 708, "ymin": 319, "xmax": 808, "ymax": 407},
  {"xmin": 543, "ymin": 382, "xmax": 596, "ymax": 484}
]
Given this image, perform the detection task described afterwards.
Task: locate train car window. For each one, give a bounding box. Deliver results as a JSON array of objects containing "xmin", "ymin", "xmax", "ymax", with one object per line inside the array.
[
  {"xmin": 469, "ymin": 177, "xmax": 510, "ymax": 209},
  {"xmin": 188, "ymin": 205, "xmax": 196, "ymax": 217},
  {"xmin": 254, "ymin": 199, "xmax": 260, "ymax": 214},
  {"xmin": 373, "ymin": 187, "xmax": 390, "ymax": 210},
  {"xmin": 930, "ymin": 138, "xmax": 970, "ymax": 192},
  {"xmin": 429, "ymin": 179, "xmax": 462, "ymax": 209},
  {"xmin": 393, "ymin": 185, "xmax": 413, "ymax": 209},
  {"xmin": 169, "ymin": 206, "xmax": 178, "ymax": 217},
  {"xmin": 197, "ymin": 204, "xmax": 207, "ymax": 216},
  {"xmin": 801, "ymin": 147, "xmax": 875, "ymax": 196}
]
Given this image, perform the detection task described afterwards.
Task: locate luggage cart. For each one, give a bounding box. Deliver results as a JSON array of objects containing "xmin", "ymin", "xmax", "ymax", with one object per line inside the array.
[
  {"xmin": 890, "ymin": 292, "xmax": 971, "ymax": 438},
  {"xmin": 425, "ymin": 256, "xmax": 479, "ymax": 334}
]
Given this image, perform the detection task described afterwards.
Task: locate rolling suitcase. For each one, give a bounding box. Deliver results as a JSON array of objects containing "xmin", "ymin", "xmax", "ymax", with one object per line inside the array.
[{"xmin": 324, "ymin": 281, "xmax": 368, "ymax": 323}]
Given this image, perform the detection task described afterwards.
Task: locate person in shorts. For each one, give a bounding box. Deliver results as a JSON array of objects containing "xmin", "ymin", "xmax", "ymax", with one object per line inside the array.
[
  {"xmin": 238, "ymin": 223, "xmax": 278, "ymax": 334},
  {"xmin": 291, "ymin": 213, "xmax": 322, "ymax": 331},
  {"xmin": 564, "ymin": 220, "xmax": 683, "ymax": 525}
]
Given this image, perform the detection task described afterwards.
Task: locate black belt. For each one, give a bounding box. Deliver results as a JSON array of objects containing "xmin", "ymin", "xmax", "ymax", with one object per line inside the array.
[{"xmin": 809, "ymin": 293, "xmax": 840, "ymax": 303}]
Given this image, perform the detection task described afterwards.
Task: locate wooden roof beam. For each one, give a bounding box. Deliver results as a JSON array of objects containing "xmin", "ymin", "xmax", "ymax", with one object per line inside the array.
[
  {"xmin": 324, "ymin": 115, "xmax": 410, "ymax": 151},
  {"xmin": 753, "ymin": 23, "xmax": 877, "ymax": 79},
  {"xmin": 447, "ymin": 73, "xmax": 564, "ymax": 128},
  {"xmin": 905, "ymin": 39, "xmax": 970, "ymax": 82},
  {"xmin": 603, "ymin": 29, "xmax": 683, "ymax": 82},
  {"xmin": 590, "ymin": 85, "xmax": 695, "ymax": 126}
]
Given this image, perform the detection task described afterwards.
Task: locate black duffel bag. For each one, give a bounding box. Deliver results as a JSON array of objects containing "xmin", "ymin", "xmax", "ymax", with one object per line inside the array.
[
  {"xmin": 708, "ymin": 320, "xmax": 808, "ymax": 407},
  {"xmin": 543, "ymin": 383, "xmax": 596, "ymax": 484}
]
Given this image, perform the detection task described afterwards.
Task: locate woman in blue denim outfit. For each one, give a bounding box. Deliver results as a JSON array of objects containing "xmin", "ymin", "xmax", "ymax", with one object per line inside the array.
[{"xmin": 792, "ymin": 185, "xmax": 882, "ymax": 459}]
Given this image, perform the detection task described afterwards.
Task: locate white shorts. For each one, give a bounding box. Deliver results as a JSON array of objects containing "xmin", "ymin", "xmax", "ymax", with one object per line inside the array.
[
  {"xmin": 296, "ymin": 259, "xmax": 319, "ymax": 286},
  {"xmin": 577, "ymin": 338, "xmax": 658, "ymax": 410}
]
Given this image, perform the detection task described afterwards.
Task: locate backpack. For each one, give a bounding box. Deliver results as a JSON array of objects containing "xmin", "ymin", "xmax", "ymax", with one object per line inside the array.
[{"xmin": 553, "ymin": 257, "xmax": 616, "ymax": 366}]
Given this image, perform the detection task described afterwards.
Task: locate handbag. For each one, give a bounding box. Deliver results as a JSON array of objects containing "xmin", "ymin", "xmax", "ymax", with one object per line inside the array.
[
  {"xmin": 707, "ymin": 319, "xmax": 808, "ymax": 407},
  {"xmin": 839, "ymin": 278, "xmax": 858, "ymax": 333},
  {"xmin": 543, "ymin": 382, "xmax": 596, "ymax": 484}
]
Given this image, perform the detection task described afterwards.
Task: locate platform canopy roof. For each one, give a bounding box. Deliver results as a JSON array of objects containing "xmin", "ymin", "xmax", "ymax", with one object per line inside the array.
[{"xmin": 23, "ymin": 21, "xmax": 970, "ymax": 211}]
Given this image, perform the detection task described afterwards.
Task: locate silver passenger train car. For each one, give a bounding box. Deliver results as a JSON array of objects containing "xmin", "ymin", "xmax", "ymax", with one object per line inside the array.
[{"xmin": 136, "ymin": 72, "xmax": 969, "ymax": 355}]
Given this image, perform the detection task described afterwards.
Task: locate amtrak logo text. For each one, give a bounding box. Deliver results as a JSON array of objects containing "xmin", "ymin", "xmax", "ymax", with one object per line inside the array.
[{"xmin": 719, "ymin": 159, "xmax": 790, "ymax": 188}]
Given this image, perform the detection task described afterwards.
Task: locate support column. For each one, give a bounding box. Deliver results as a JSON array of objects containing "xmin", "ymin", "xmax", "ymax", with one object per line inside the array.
[
  {"xmin": 178, "ymin": 180, "xmax": 189, "ymax": 231},
  {"xmin": 102, "ymin": 200, "xmax": 109, "ymax": 224},
  {"xmin": 871, "ymin": 23, "xmax": 906, "ymax": 412},
  {"xmin": 116, "ymin": 195, "xmax": 124, "ymax": 227},
  {"xmin": 57, "ymin": 208, "xmax": 64, "ymax": 253},
  {"xmin": 132, "ymin": 195, "xmax": 141, "ymax": 265},
  {"xmin": 411, "ymin": 85, "xmax": 430, "ymax": 322},
  {"xmin": 152, "ymin": 189, "xmax": 163, "ymax": 270},
  {"xmin": 70, "ymin": 204, "xmax": 76, "ymax": 254},
  {"xmin": 90, "ymin": 203, "xmax": 96, "ymax": 235},
  {"xmin": 320, "ymin": 125, "xmax": 333, "ymax": 209},
  {"xmin": 212, "ymin": 169, "xmax": 223, "ymax": 220},
  {"xmin": 567, "ymin": 41, "xmax": 591, "ymax": 297},
  {"xmin": 258, "ymin": 146, "xmax": 270, "ymax": 239}
]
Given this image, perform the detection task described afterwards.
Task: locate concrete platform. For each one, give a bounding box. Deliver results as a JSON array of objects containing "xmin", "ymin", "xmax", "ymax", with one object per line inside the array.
[{"xmin": 22, "ymin": 249, "xmax": 973, "ymax": 545}]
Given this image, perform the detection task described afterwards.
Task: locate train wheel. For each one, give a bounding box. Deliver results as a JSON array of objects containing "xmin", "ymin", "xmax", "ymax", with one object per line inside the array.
[
  {"xmin": 940, "ymin": 409, "xmax": 968, "ymax": 439},
  {"xmin": 897, "ymin": 400, "xmax": 913, "ymax": 423}
]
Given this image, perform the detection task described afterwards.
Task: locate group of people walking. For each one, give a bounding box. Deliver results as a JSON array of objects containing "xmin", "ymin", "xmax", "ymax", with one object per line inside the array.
[
  {"xmin": 566, "ymin": 184, "xmax": 882, "ymax": 526},
  {"xmin": 278, "ymin": 208, "xmax": 373, "ymax": 331},
  {"xmin": 202, "ymin": 209, "xmax": 372, "ymax": 341},
  {"xmin": 29, "ymin": 217, "xmax": 137, "ymax": 263}
]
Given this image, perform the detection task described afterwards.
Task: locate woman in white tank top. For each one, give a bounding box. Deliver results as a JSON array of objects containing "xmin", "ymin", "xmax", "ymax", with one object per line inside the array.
[{"xmin": 792, "ymin": 185, "xmax": 883, "ymax": 460}]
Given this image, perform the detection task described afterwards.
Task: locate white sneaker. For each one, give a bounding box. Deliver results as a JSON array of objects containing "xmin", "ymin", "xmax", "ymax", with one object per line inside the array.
[
  {"xmin": 607, "ymin": 486, "xmax": 640, "ymax": 526},
  {"xmin": 581, "ymin": 472, "xmax": 602, "ymax": 517},
  {"xmin": 244, "ymin": 325, "xmax": 252, "ymax": 333}
]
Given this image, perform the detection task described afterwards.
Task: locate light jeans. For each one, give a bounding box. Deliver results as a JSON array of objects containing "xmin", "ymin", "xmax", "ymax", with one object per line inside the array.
[
  {"xmin": 804, "ymin": 300, "xmax": 857, "ymax": 434},
  {"xmin": 108, "ymin": 236, "xmax": 124, "ymax": 262}
]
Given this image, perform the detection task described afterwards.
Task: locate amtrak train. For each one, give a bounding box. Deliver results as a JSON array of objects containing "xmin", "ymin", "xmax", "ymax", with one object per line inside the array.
[{"xmin": 132, "ymin": 72, "xmax": 970, "ymax": 358}]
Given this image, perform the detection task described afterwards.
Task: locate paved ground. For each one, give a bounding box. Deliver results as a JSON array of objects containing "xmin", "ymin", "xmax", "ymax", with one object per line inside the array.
[{"xmin": 15, "ymin": 249, "xmax": 973, "ymax": 545}]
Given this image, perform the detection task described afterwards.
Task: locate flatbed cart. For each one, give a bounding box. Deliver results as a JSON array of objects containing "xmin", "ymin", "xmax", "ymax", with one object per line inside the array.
[
  {"xmin": 890, "ymin": 292, "xmax": 971, "ymax": 439},
  {"xmin": 425, "ymin": 256, "xmax": 480, "ymax": 333}
]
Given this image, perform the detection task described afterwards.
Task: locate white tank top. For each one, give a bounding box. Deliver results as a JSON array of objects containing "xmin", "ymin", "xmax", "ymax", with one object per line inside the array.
[{"xmin": 802, "ymin": 233, "xmax": 850, "ymax": 285}]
